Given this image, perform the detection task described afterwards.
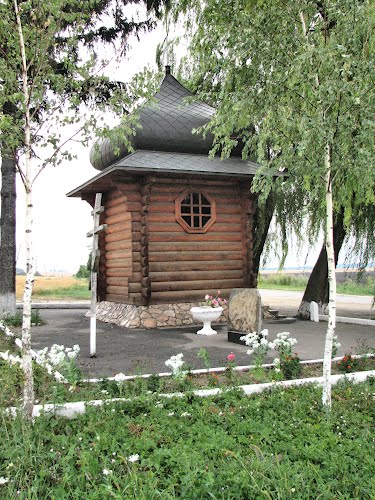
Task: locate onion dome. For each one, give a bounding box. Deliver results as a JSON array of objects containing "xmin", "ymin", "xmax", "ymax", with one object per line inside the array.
[{"xmin": 90, "ymin": 66, "xmax": 234, "ymax": 171}]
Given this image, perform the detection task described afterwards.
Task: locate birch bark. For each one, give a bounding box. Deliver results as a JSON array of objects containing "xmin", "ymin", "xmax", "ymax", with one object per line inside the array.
[
  {"xmin": 322, "ymin": 143, "xmax": 336, "ymax": 408},
  {"xmin": 14, "ymin": 0, "xmax": 34, "ymax": 418}
]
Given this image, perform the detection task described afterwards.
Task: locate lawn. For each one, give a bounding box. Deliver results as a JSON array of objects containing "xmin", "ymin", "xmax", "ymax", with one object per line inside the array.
[
  {"xmin": 16, "ymin": 276, "xmax": 90, "ymax": 301},
  {"xmin": 0, "ymin": 382, "xmax": 374, "ymax": 498},
  {"xmin": 258, "ymin": 273, "xmax": 375, "ymax": 296}
]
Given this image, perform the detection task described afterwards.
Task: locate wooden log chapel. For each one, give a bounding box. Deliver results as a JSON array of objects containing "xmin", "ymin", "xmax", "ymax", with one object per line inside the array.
[{"xmin": 67, "ymin": 67, "xmax": 260, "ymax": 328}]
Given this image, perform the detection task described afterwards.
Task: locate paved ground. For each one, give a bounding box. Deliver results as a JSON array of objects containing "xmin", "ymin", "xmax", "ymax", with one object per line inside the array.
[
  {"xmin": 29, "ymin": 291, "xmax": 375, "ymax": 378},
  {"xmin": 259, "ymin": 289, "xmax": 374, "ymax": 319}
]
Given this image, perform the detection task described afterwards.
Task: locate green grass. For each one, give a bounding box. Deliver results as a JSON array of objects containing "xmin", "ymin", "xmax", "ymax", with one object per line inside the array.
[
  {"xmin": 1, "ymin": 310, "xmax": 46, "ymax": 327},
  {"xmin": 0, "ymin": 381, "xmax": 374, "ymax": 498},
  {"xmin": 259, "ymin": 273, "xmax": 375, "ymax": 296},
  {"xmin": 33, "ymin": 283, "xmax": 90, "ymax": 300}
]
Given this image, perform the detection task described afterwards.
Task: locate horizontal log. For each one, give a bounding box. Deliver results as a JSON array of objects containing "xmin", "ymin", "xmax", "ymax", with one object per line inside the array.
[
  {"xmin": 149, "ymin": 269, "xmax": 243, "ymax": 282},
  {"xmin": 150, "ymin": 193, "xmax": 240, "ymax": 204},
  {"xmin": 148, "ymin": 213, "xmax": 242, "ymax": 223},
  {"xmin": 129, "ymin": 282, "xmax": 142, "ymax": 293},
  {"xmin": 105, "ymin": 240, "xmax": 132, "ymax": 251},
  {"xmin": 105, "ymin": 231, "xmax": 131, "ymax": 244},
  {"xmin": 149, "ymin": 202, "xmax": 242, "ymax": 215},
  {"xmin": 149, "ymin": 233, "xmax": 242, "ymax": 242},
  {"xmin": 105, "ymin": 212, "xmax": 131, "ymax": 225},
  {"xmin": 149, "ymin": 241, "xmax": 242, "ymax": 252},
  {"xmin": 105, "ymin": 203, "xmax": 127, "ymax": 217},
  {"xmin": 106, "ymin": 285, "xmax": 129, "ymax": 296},
  {"xmin": 149, "ymin": 251, "xmax": 243, "ymax": 262},
  {"xmin": 125, "ymin": 192, "xmax": 141, "ymax": 202},
  {"xmin": 127, "ymin": 201, "xmax": 142, "ymax": 212},
  {"xmin": 106, "ymin": 268, "xmax": 133, "ymax": 277},
  {"xmin": 106, "ymin": 277, "xmax": 129, "ymax": 286},
  {"xmin": 150, "ymin": 288, "xmax": 233, "ymax": 303},
  {"xmin": 148, "ymin": 222, "xmax": 242, "ymax": 233},
  {"xmin": 106, "ymin": 258, "xmax": 133, "ymax": 269},
  {"xmin": 106, "ymin": 249, "xmax": 132, "ymax": 260},
  {"xmin": 106, "ymin": 188, "xmax": 125, "ymax": 201},
  {"xmin": 106, "ymin": 195, "xmax": 127, "ymax": 209},
  {"xmin": 106, "ymin": 294, "xmax": 131, "ymax": 303},
  {"xmin": 130, "ymin": 272, "xmax": 142, "ymax": 282},
  {"xmin": 131, "ymin": 213, "xmax": 142, "ymax": 222},
  {"xmin": 113, "ymin": 182, "xmax": 140, "ymax": 192},
  {"xmin": 151, "ymin": 278, "xmax": 244, "ymax": 292},
  {"xmin": 149, "ymin": 260, "xmax": 243, "ymax": 272},
  {"xmin": 105, "ymin": 221, "xmax": 132, "ymax": 234}
]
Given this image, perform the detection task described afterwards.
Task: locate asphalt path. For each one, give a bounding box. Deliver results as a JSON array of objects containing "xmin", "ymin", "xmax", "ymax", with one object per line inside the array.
[
  {"xmin": 28, "ymin": 291, "xmax": 375, "ymax": 378},
  {"xmin": 259, "ymin": 289, "xmax": 374, "ymax": 319}
]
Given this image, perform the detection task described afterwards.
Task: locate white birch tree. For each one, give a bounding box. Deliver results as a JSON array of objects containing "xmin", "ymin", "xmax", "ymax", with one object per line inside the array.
[
  {"xmin": 1, "ymin": 0, "xmax": 165, "ymax": 418},
  {"xmin": 170, "ymin": 0, "xmax": 375, "ymax": 407}
]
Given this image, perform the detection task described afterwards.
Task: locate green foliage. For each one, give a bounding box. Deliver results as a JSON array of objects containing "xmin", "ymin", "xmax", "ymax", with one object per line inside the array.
[
  {"xmin": 0, "ymin": 382, "xmax": 374, "ymax": 497},
  {"xmin": 74, "ymin": 265, "xmax": 90, "ymax": 279},
  {"xmin": 170, "ymin": 0, "xmax": 375, "ymax": 268},
  {"xmin": 0, "ymin": 0, "xmax": 167, "ymax": 170},
  {"xmin": 337, "ymin": 354, "xmax": 360, "ymax": 373},
  {"xmin": 281, "ymin": 355, "xmax": 302, "ymax": 380},
  {"xmin": 2, "ymin": 309, "xmax": 45, "ymax": 327}
]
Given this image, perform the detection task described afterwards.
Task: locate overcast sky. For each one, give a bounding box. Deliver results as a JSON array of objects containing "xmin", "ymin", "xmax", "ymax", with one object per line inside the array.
[{"xmin": 9, "ymin": 15, "xmax": 324, "ymax": 275}]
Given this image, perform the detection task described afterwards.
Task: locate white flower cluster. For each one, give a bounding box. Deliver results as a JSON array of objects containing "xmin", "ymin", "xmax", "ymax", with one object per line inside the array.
[
  {"xmin": 165, "ymin": 353, "xmax": 184, "ymax": 374},
  {"xmin": 0, "ymin": 320, "xmax": 15, "ymax": 339},
  {"xmin": 114, "ymin": 372, "xmax": 127, "ymax": 383},
  {"xmin": 0, "ymin": 350, "xmax": 22, "ymax": 366},
  {"xmin": 240, "ymin": 329, "xmax": 275, "ymax": 355},
  {"xmin": 273, "ymin": 357, "xmax": 281, "ymax": 373},
  {"xmin": 35, "ymin": 344, "xmax": 80, "ymax": 369},
  {"xmin": 273, "ymin": 332, "xmax": 297, "ymax": 351}
]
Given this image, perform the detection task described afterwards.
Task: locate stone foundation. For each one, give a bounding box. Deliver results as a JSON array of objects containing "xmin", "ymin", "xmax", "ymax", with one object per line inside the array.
[{"xmin": 93, "ymin": 301, "xmax": 229, "ymax": 329}]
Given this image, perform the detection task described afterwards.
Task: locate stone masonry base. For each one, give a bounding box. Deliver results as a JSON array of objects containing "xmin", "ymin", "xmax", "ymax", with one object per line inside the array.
[{"xmin": 94, "ymin": 301, "xmax": 229, "ymax": 329}]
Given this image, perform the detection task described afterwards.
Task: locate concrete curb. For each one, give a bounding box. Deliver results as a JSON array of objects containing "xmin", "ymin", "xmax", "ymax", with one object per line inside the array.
[
  {"xmin": 6, "ymin": 369, "xmax": 375, "ymax": 419},
  {"xmin": 16, "ymin": 303, "xmax": 90, "ymax": 310},
  {"xmin": 319, "ymin": 315, "xmax": 375, "ymax": 326}
]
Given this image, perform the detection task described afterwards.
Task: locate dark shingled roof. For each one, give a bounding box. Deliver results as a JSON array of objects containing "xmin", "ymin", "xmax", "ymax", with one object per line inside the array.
[
  {"xmin": 67, "ymin": 150, "xmax": 259, "ymax": 197},
  {"xmin": 90, "ymin": 68, "xmax": 243, "ymax": 171}
]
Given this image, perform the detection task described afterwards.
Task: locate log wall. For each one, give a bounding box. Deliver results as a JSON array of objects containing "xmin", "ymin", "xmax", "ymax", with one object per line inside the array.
[
  {"xmin": 100, "ymin": 181, "xmax": 142, "ymax": 304},
  {"xmin": 147, "ymin": 178, "xmax": 254, "ymax": 304}
]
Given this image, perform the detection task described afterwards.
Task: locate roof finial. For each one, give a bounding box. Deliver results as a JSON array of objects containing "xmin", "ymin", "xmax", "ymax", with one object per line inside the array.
[{"xmin": 165, "ymin": 65, "xmax": 171, "ymax": 75}]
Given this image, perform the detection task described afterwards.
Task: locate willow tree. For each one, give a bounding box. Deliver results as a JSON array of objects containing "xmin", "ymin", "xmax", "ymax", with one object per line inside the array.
[
  {"xmin": 171, "ymin": 0, "xmax": 375, "ymax": 407},
  {"xmin": 0, "ymin": 0, "xmax": 166, "ymax": 417}
]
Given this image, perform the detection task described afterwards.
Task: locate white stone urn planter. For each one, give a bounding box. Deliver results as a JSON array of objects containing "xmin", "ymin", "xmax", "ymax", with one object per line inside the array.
[{"xmin": 190, "ymin": 306, "xmax": 223, "ymax": 335}]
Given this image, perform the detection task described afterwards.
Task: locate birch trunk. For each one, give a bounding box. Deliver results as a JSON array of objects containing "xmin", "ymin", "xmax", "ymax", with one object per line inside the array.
[
  {"xmin": 322, "ymin": 143, "xmax": 336, "ymax": 408},
  {"xmin": 14, "ymin": 0, "xmax": 34, "ymax": 418}
]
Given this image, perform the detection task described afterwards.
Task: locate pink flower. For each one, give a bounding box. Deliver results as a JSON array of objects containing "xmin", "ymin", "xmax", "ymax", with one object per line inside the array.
[
  {"xmin": 212, "ymin": 299, "xmax": 219, "ymax": 307},
  {"xmin": 205, "ymin": 294, "xmax": 210, "ymax": 300},
  {"xmin": 227, "ymin": 352, "xmax": 235, "ymax": 362},
  {"xmin": 217, "ymin": 290, "xmax": 221, "ymax": 295}
]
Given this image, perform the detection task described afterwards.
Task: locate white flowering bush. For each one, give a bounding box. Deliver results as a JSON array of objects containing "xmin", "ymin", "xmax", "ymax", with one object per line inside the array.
[
  {"xmin": 273, "ymin": 332, "xmax": 298, "ymax": 359},
  {"xmin": 165, "ymin": 353, "xmax": 187, "ymax": 380},
  {"xmin": 35, "ymin": 344, "xmax": 81, "ymax": 384},
  {"xmin": 240, "ymin": 329, "xmax": 275, "ymax": 367}
]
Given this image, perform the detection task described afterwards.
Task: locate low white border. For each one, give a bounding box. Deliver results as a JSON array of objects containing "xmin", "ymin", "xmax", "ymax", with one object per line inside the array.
[
  {"xmin": 319, "ymin": 315, "xmax": 375, "ymax": 326},
  {"xmin": 6, "ymin": 369, "xmax": 375, "ymax": 419},
  {"xmin": 82, "ymin": 353, "xmax": 375, "ymax": 383}
]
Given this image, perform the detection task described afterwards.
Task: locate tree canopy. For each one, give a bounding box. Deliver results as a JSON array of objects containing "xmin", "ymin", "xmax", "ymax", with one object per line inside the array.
[{"xmin": 169, "ymin": 0, "xmax": 375, "ymax": 269}]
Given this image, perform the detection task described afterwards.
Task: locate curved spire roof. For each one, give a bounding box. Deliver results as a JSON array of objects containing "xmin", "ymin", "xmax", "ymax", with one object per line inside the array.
[{"xmin": 90, "ymin": 68, "xmax": 238, "ymax": 171}]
